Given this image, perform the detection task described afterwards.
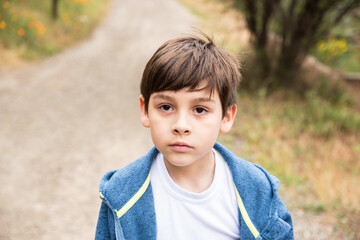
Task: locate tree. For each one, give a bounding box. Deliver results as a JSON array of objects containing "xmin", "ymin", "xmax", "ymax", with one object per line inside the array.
[
  {"xmin": 52, "ymin": 0, "xmax": 59, "ymax": 20},
  {"xmin": 235, "ymin": 0, "xmax": 360, "ymax": 89}
]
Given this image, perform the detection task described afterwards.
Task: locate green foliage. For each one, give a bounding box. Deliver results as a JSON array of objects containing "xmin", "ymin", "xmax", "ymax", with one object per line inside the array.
[
  {"xmin": 312, "ymin": 9, "xmax": 360, "ymax": 72},
  {"xmin": 305, "ymin": 91, "xmax": 360, "ymax": 136},
  {"xmin": 313, "ymin": 40, "xmax": 360, "ymax": 73},
  {"xmin": 0, "ymin": 0, "xmax": 108, "ymax": 59}
]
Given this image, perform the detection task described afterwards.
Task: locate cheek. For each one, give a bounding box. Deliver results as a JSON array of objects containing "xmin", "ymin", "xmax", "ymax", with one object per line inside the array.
[
  {"xmin": 148, "ymin": 115, "xmax": 167, "ymax": 138},
  {"xmin": 196, "ymin": 118, "xmax": 222, "ymax": 138},
  {"xmin": 149, "ymin": 125, "xmax": 164, "ymax": 148},
  {"xmin": 149, "ymin": 114, "xmax": 167, "ymax": 128},
  {"xmin": 200, "ymin": 116, "xmax": 223, "ymax": 129}
]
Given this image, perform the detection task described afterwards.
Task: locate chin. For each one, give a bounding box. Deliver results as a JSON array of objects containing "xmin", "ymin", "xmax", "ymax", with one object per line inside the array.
[{"xmin": 165, "ymin": 158, "xmax": 194, "ymax": 168}]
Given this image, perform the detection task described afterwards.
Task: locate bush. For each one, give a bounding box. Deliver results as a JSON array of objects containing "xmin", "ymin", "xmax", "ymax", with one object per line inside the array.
[
  {"xmin": 0, "ymin": 1, "xmax": 45, "ymax": 48},
  {"xmin": 0, "ymin": 0, "xmax": 108, "ymax": 59}
]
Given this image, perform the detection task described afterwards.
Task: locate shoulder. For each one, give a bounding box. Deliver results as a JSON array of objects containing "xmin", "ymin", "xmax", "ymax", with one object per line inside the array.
[
  {"xmin": 214, "ymin": 142, "xmax": 279, "ymax": 217},
  {"xmin": 99, "ymin": 147, "xmax": 158, "ymax": 208},
  {"xmin": 214, "ymin": 142, "xmax": 278, "ymax": 194},
  {"xmin": 214, "ymin": 142, "xmax": 293, "ymax": 239}
]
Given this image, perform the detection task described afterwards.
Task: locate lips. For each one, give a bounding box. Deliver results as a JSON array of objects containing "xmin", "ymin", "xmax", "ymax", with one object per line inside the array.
[{"xmin": 169, "ymin": 142, "xmax": 193, "ymax": 152}]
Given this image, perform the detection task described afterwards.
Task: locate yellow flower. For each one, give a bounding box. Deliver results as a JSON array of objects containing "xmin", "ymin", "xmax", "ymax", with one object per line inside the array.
[
  {"xmin": 35, "ymin": 21, "xmax": 46, "ymax": 35},
  {"xmin": 3, "ymin": 1, "xmax": 10, "ymax": 9},
  {"xmin": 17, "ymin": 28, "xmax": 25, "ymax": 37},
  {"xmin": 317, "ymin": 37, "xmax": 348, "ymax": 58},
  {"xmin": 0, "ymin": 21, "xmax": 6, "ymax": 29}
]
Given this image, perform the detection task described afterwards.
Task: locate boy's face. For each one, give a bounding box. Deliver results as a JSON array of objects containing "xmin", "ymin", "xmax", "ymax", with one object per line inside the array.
[{"xmin": 139, "ymin": 85, "xmax": 237, "ymax": 169}]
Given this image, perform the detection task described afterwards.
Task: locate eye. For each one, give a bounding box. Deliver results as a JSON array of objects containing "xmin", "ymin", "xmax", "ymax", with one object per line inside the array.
[
  {"xmin": 194, "ymin": 107, "xmax": 208, "ymax": 114},
  {"xmin": 159, "ymin": 104, "xmax": 173, "ymax": 112}
]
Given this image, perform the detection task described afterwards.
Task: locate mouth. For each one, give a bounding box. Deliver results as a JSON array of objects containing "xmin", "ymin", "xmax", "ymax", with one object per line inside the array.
[{"xmin": 169, "ymin": 142, "xmax": 193, "ymax": 152}]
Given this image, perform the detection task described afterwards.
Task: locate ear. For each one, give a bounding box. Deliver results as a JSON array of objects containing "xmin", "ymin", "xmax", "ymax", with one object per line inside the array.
[
  {"xmin": 139, "ymin": 95, "xmax": 150, "ymax": 128},
  {"xmin": 220, "ymin": 104, "xmax": 237, "ymax": 133}
]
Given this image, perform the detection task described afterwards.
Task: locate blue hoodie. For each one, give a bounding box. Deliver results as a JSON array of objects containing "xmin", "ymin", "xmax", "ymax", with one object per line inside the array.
[{"xmin": 95, "ymin": 142, "xmax": 294, "ymax": 240}]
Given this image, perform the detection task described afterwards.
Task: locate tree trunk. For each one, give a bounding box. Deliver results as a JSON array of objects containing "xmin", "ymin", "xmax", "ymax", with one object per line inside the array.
[{"xmin": 52, "ymin": 0, "xmax": 59, "ymax": 20}]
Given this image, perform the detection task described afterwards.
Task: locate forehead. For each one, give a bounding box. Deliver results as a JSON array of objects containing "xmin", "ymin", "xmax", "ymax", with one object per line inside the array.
[{"xmin": 151, "ymin": 87, "xmax": 219, "ymax": 102}]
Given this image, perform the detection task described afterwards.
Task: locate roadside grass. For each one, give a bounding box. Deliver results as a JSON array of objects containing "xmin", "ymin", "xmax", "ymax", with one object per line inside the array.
[
  {"xmin": 181, "ymin": 0, "xmax": 360, "ymax": 236},
  {"xmin": 0, "ymin": 0, "xmax": 110, "ymax": 65},
  {"xmin": 219, "ymin": 90, "xmax": 360, "ymax": 211},
  {"xmin": 219, "ymin": 90, "xmax": 360, "ymax": 238}
]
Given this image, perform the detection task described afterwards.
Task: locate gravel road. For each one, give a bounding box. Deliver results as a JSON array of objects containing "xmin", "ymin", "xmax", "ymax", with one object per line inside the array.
[{"xmin": 0, "ymin": 0, "xmax": 339, "ymax": 239}]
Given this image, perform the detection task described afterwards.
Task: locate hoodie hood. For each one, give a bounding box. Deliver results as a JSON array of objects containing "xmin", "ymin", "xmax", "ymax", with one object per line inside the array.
[
  {"xmin": 214, "ymin": 143, "xmax": 292, "ymax": 239},
  {"xmin": 99, "ymin": 147, "xmax": 158, "ymax": 212}
]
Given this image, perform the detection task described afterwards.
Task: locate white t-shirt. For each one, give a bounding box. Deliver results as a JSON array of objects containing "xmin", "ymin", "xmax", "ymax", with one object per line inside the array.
[{"xmin": 150, "ymin": 149, "xmax": 240, "ymax": 240}]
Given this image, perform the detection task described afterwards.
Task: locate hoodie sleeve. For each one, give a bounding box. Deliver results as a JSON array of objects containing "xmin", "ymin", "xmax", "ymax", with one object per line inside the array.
[
  {"xmin": 278, "ymin": 197, "xmax": 294, "ymax": 239},
  {"xmin": 261, "ymin": 190, "xmax": 294, "ymax": 240},
  {"xmin": 252, "ymin": 165, "xmax": 294, "ymax": 240},
  {"xmin": 95, "ymin": 202, "xmax": 116, "ymax": 240}
]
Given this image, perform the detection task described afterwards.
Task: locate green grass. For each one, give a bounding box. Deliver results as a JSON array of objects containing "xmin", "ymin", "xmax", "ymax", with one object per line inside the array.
[
  {"xmin": 304, "ymin": 202, "xmax": 326, "ymax": 213},
  {"xmin": 279, "ymin": 90, "xmax": 360, "ymax": 138}
]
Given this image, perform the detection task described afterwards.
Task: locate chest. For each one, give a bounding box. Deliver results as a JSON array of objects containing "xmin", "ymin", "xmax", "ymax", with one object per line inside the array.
[{"xmin": 150, "ymin": 152, "xmax": 240, "ymax": 240}]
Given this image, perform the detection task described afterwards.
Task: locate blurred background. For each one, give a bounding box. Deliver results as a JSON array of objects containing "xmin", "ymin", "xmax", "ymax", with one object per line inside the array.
[{"xmin": 0, "ymin": 0, "xmax": 359, "ymax": 239}]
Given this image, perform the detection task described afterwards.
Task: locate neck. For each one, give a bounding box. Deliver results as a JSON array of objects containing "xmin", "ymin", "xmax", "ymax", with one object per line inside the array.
[{"xmin": 164, "ymin": 151, "xmax": 216, "ymax": 193}]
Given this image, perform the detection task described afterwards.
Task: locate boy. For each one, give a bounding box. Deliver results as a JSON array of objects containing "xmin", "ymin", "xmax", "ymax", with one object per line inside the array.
[{"xmin": 95, "ymin": 32, "xmax": 293, "ymax": 240}]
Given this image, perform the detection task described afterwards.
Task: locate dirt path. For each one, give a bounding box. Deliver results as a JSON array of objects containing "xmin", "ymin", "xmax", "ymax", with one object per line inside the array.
[
  {"xmin": 0, "ymin": 0, "xmax": 340, "ymax": 239},
  {"xmin": 0, "ymin": 0, "xmax": 193, "ymax": 239}
]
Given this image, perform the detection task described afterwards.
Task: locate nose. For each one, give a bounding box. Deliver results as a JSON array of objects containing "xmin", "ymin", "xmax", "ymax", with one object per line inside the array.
[{"xmin": 172, "ymin": 111, "xmax": 191, "ymax": 135}]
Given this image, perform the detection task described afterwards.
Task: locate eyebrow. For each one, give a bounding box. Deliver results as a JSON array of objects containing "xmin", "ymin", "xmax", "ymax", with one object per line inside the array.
[
  {"xmin": 193, "ymin": 97, "xmax": 215, "ymax": 104},
  {"xmin": 152, "ymin": 93, "xmax": 173, "ymax": 101},
  {"xmin": 152, "ymin": 93, "xmax": 215, "ymax": 103}
]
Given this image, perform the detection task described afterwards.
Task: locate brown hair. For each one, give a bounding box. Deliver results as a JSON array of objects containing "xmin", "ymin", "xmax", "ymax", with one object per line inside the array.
[{"xmin": 140, "ymin": 31, "xmax": 241, "ymax": 117}]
